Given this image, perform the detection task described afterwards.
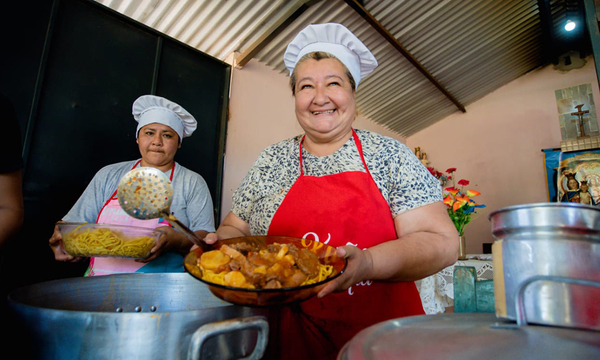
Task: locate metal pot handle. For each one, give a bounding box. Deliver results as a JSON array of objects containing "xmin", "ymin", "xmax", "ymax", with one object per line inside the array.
[
  {"xmin": 514, "ymin": 275, "xmax": 600, "ymax": 326},
  {"xmin": 187, "ymin": 315, "xmax": 269, "ymax": 360}
]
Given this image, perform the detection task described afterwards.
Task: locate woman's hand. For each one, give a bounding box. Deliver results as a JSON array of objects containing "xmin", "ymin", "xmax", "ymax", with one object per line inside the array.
[
  {"xmin": 203, "ymin": 232, "xmax": 220, "ymax": 245},
  {"xmin": 190, "ymin": 212, "xmax": 251, "ymax": 251},
  {"xmin": 317, "ymin": 245, "xmax": 374, "ymax": 298},
  {"xmin": 190, "ymin": 231, "xmax": 220, "ymax": 251},
  {"xmin": 48, "ymin": 223, "xmax": 84, "ymax": 263},
  {"xmin": 138, "ymin": 226, "xmax": 195, "ymax": 263}
]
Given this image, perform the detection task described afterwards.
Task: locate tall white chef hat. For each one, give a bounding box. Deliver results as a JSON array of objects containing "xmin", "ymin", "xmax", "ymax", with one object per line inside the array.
[
  {"xmin": 283, "ymin": 23, "xmax": 378, "ymax": 89},
  {"xmin": 132, "ymin": 95, "xmax": 197, "ymax": 142}
]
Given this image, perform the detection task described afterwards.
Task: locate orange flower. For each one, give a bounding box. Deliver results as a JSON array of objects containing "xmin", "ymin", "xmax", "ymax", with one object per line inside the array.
[
  {"xmin": 445, "ymin": 187, "xmax": 459, "ymax": 196},
  {"xmin": 452, "ymin": 195, "xmax": 468, "ymax": 211},
  {"xmin": 466, "ymin": 189, "xmax": 481, "ymax": 197},
  {"xmin": 443, "ymin": 195, "xmax": 454, "ymax": 206}
]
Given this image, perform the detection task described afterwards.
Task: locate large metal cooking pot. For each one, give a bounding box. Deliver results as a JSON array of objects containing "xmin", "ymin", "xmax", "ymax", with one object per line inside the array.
[
  {"xmin": 337, "ymin": 313, "xmax": 600, "ymax": 360},
  {"xmin": 489, "ymin": 202, "xmax": 600, "ymax": 331},
  {"xmin": 7, "ymin": 273, "xmax": 270, "ymax": 360}
]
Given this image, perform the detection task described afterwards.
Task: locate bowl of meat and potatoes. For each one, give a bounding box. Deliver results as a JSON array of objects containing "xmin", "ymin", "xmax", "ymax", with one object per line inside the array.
[{"xmin": 183, "ymin": 235, "xmax": 347, "ymax": 307}]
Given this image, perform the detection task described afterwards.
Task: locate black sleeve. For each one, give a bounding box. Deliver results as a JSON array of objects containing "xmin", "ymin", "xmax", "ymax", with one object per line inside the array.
[{"xmin": 0, "ymin": 93, "xmax": 23, "ymax": 173}]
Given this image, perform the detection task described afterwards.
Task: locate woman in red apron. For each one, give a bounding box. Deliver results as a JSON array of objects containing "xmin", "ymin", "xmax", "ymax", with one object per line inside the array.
[
  {"xmin": 49, "ymin": 95, "xmax": 215, "ymax": 276},
  {"xmin": 204, "ymin": 24, "xmax": 459, "ymax": 359}
]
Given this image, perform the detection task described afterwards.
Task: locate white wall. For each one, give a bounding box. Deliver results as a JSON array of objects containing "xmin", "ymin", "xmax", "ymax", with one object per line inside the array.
[
  {"xmin": 406, "ymin": 58, "xmax": 600, "ymax": 254},
  {"xmin": 222, "ymin": 59, "xmax": 403, "ymax": 221}
]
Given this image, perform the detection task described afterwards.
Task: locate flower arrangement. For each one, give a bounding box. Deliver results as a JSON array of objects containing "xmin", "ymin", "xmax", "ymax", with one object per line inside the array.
[
  {"xmin": 440, "ymin": 168, "xmax": 486, "ymax": 236},
  {"xmin": 426, "ymin": 166, "xmax": 449, "ymax": 187}
]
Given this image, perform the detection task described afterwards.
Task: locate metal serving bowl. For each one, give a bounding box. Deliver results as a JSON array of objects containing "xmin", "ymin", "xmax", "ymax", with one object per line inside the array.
[{"xmin": 184, "ymin": 235, "xmax": 347, "ymax": 307}]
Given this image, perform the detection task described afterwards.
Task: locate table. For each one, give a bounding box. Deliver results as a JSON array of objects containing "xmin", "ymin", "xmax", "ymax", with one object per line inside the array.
[{"xmin": 415, "ymin": 254, "xmax": 493, "ymax": 314}]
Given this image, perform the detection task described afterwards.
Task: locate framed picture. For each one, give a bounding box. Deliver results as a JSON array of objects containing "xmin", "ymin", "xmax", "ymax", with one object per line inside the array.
[{"xmin": 544, "ymin": 148, "xmax": 600, "ymax": 205}]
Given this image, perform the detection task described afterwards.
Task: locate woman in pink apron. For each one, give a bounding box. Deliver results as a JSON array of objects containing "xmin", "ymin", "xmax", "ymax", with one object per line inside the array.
[
  {"xmin": 49, "ymin": 95, "xmax": 215, "ymax": 276},
  {"xmin": 203, "ymin": 24, "xmax": 459, "ymax": 359}
]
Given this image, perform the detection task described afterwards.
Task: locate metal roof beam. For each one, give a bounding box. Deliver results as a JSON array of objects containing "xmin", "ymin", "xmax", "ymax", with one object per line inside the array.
[
  {"xmin": 342, "ymin": 0, "xmax": 466, "ymax": 113},
  {"xmin": 236, "ymin": 0, "xmax": 322, "ymax": 67}
]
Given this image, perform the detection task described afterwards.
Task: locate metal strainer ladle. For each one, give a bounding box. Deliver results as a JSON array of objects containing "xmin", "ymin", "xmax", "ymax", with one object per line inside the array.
[{"xmin": 117, "ymin": 167, "xmax": 206, "ymax": 248}]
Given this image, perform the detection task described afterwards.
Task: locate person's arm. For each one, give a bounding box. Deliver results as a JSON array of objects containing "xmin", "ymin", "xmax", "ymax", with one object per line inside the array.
[
  {"xmin": 203, "ymin": 211, "xmax": 251, "ymax": 244},
  {"xmin": 318, "ymin": 201, "xmax": 458, "ymax": 297},
  {"xmin": 0, "ymin": 169, "xmax": 24, "ymax": 250}
]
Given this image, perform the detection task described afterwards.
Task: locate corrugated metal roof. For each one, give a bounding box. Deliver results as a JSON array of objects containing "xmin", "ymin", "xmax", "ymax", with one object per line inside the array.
[{"xmin": 94, "ymin": 0, "xmax": 592, "ymax": 137}]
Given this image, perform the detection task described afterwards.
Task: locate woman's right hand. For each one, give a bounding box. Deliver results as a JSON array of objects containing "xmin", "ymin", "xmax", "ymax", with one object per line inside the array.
[{"xmin": 48, "ymin": 224, "xmax": 83, "ymax": 262}]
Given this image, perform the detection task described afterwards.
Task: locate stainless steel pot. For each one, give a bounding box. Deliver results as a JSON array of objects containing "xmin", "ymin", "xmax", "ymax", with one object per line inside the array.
[
  {"xmin": 489, "ymin": 202, "xmax": 600, "ymax": 331},
  {"xmin": 7, "ymin": 273, "xmax": 270, "ymax": 360}
]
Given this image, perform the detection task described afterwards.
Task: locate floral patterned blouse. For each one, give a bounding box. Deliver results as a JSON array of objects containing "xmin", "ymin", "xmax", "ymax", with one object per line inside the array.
[{"xmin": 232, "ymin": 129, "xmax": 442, "ymax": 235}]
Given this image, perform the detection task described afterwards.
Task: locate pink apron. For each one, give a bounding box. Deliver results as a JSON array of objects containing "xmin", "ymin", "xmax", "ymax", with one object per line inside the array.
[
  {"xmin": 85, "ymin": 160, "xmax": 175, "ymax": 276},
  {"xmin": 267, "ymin": 129, "xmax": 424, "ymax": 359}
]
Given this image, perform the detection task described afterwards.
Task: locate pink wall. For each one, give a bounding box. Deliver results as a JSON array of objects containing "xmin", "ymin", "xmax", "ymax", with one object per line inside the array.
[
  {"xmin": 224, "ymin": 57, "xmax": 599, "ymax": 255},
  {"xmin": 406, "ymin": 57, "xmax": 600, "ymax": 253}
]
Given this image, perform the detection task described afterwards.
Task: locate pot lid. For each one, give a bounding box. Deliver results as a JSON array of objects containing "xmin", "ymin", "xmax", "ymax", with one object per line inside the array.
[
  {"xmin": 488, "ymin": 202, "xmax": 600, "ymax": 240},
  {"xmin": 338, "ymin": 313, "xmax": 600, "ymax": 360}
]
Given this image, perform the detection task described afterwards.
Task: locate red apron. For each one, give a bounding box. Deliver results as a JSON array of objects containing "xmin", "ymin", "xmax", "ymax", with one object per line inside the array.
[
  {"xmin": 267, "ymin": 129, "xmax": 424, "ymax": 359},
  {"xmin": 85, "ymin": 160, "xmax": 174, "ymax": 276}
]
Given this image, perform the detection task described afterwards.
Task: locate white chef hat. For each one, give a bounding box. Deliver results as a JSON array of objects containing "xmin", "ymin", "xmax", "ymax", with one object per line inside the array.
[
  {"xmin": 132, "ymin": 95, "xmax": 197, "ymax": 142},
  {"xmin": 283, "ymin": 23, "xmax": 378, "ymax": 89}
]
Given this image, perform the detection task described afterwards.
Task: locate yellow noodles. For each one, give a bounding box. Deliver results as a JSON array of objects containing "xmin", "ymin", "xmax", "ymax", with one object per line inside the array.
[
  {"xmin": 301, "ymin": 264, "xmax": 334, "ymax": 286},
  {"xmin": 63, "ymin": 227, "xmax": 156, "ymax": 258}
]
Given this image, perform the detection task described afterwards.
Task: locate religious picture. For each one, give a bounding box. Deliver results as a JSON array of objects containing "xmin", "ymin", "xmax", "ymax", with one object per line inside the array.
[
  {"xmin": 555, "ymin": 83, "xmax": 599, "ymax": 140},
  {"xmin": 556, "ymin": 150, "xmax": 600, "ymax": 205}
]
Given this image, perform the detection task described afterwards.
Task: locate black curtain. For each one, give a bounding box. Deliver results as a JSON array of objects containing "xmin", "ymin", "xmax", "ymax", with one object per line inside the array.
[{"xmin": 0, "ymin": 0, "xmax": 229, "ymax": 296}]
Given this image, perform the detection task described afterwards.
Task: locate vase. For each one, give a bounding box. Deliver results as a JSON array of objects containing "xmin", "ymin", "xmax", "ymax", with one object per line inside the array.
[{"xmin": 458, "ymin": 234, "xmax": 467, "ymax": 260}]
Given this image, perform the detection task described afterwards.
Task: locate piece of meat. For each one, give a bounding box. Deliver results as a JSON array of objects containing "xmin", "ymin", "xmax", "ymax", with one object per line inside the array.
[
  {"xmin": 264, "ymin": 279, "xmax": 282, "ymax": 289},
  {"xmin": 247, "ymin": 251, "xmax": 274, "ymax": 267},
  {"xmin": 230, "ymin": 242, "xmax": 260, "ymax": 254},
  {"xmin": 296, "ymin": 248, "xmax": 320, "ymax": 278},
  {"xmin": 221, "ymin": 245, "xmax": 257, "ymax": 280},
  {"xmin": 283, "ymin": 270, "xmax": 308, "ymax": 288}
]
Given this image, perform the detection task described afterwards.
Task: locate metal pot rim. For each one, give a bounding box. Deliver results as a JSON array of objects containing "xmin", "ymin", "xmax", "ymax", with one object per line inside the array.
[{"xmin": 488, "ymin": 202, "xmax": 600, "ymax": 220}]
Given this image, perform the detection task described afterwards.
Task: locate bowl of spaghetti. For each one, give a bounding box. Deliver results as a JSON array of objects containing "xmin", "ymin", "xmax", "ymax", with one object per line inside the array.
[
  {"xmin": 58, "ymin": 222, "xmax": 163, "ymax": 259},
  {"xmin": 183, "ymin": 235, "xmax": 347, "ymax": 307}
]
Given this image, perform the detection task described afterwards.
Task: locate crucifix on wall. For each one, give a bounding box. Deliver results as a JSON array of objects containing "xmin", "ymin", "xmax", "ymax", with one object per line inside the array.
[
  {"xmin": 571, "ymin": 104, "xmax": 590, "ymax": 138},
  {"xmin": 555, "ymin": 84, "xmax": 599, "ymax": 141}
]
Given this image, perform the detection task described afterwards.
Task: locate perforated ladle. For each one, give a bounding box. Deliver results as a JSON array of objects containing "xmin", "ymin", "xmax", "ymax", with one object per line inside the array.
[{"xmin": 117, "ymin": 167, "xmax": 206, "ymax": 248}]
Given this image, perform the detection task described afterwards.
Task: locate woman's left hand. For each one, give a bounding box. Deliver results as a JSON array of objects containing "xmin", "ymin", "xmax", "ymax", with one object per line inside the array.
[
  {"xmin": 136, "ymin": 226, "xmax": 191, "ymax": 263},
  {"xmin": 317, "ymin": 245, "xmax": 374, "ymax": 298}
]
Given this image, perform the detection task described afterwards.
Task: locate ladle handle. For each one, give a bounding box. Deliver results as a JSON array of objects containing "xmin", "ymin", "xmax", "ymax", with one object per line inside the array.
[{"xmin": 161, "ymin": 212, "xmax": 209, "ymax": 250}]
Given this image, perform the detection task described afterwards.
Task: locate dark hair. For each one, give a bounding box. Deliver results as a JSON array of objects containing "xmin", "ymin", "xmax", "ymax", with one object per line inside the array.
[{"xmin": 289, "ymin": 52, "xmax": 356, "ymax": 95}]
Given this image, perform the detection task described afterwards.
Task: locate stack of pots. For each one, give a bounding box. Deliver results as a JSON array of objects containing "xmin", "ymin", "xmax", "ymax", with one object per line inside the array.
[{"xmin": 489, "ymin": 202, "xmax": 600, "ymax": 331}]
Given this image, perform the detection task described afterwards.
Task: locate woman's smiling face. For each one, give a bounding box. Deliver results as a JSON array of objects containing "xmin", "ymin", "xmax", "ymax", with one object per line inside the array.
[{"xmin": 293, "ymin": 58, "xmax": 356, "ymax": 144}]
